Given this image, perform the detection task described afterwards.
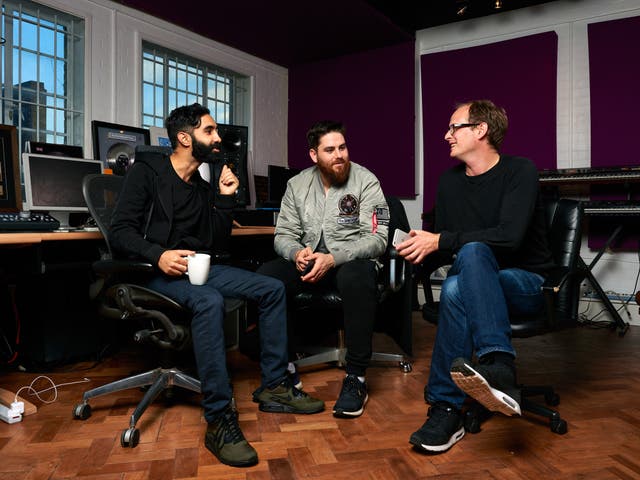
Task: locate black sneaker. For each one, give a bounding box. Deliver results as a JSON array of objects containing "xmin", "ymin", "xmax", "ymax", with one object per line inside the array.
[
  {"xmin": 450, "ymin": 357, "xmax": 522, "ymax": 416},
  {"xmin": 204, "ymin": 405, "xmax": 258, "ymax": 467},
  {"xmin": 333, "ymin": 374, "xmax": 368, "ymax": 418},
  {"xmin": 253, "ymin": 377, "xmax": 324, "ymax": 414},
  {"xmin": 409, "ymin": 402, "xmax": 465, "ymax": 453}
]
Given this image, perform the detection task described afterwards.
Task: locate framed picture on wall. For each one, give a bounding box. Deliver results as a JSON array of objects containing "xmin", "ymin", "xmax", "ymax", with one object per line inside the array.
[
  {"xmin": 91, "ymin": 121, "xmax": 150, "ymax": 175},
  {"xmin": 0, "ymin": 124, "xmax": 21, "ymax": 212}
]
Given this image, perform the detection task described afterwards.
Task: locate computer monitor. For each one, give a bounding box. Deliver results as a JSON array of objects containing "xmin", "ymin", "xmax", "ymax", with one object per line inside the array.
[
  {"xmin": 267, "ymin": 165, "xmax": 301, "ymax": 207},
  {"xmin": 24, "ymin": 141, "xmax": 84, "ymax": 158},
  {"xmin": 21, "ymin": 153, "xmax": 103, "ymax": 228}
]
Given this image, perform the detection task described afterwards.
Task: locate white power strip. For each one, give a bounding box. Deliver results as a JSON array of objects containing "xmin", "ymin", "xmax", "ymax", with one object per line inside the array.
[{"xmin": 0, "ymin": 402, "xmax": 23, "ymax": 424}]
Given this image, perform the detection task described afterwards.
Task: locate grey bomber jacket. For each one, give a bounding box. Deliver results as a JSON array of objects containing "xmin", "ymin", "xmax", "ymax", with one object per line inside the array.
[{"xmin": 274, "ymin": 162, "xmax": 389, "ymax": 266}]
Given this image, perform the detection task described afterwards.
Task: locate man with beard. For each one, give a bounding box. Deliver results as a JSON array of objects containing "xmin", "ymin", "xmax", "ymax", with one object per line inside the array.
[
  {"xmin": 257, "ymin": 120, "xmax": 389, "ymax": 419},
  {"xmin": 110, "ymin": 103, "xmax": 324, "ymax": 468}
]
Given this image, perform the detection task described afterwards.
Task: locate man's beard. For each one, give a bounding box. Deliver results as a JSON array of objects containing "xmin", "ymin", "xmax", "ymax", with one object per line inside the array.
[
  {"xmin": 318, "ymin": 160, "xmax": 350, "ymax": 187},
  {"xmin": 191, "ymin": 135, "xmax": 219, "ymax": 163}
]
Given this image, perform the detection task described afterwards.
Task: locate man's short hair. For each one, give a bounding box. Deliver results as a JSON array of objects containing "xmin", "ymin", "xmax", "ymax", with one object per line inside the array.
[
  {"xmin": 460, "ymin": 99, "xmax": 508, "ymax": 151},
  {"xmin": 306, "ymin": 120, "xmax": 346, "ymax": 150},
  {"xmin": 165, "ymin": 103, "xmax": 211, "ymax": 149}
]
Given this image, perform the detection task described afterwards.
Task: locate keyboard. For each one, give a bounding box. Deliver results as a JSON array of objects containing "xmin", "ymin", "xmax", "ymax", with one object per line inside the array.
[
  {"xmin": 582, "ymin": 200, "xmax": 640, "ymax": 216},
  {"xmin": 0, "ymin": 212, "xmax": 61, "ymax": 231}
]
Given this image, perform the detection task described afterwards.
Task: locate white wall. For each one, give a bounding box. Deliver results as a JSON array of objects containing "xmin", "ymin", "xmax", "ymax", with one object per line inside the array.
[
  {"xmin": 409, "ymin": 0, "xmax": 640, "ymax": 317},
  {"xmin": 36, "ymin": 0, "xmax": 289, "ymax": 186}
]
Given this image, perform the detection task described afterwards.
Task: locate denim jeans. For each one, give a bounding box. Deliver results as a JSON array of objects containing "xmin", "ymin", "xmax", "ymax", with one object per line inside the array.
[
  {"xmin": 145, "ymin": 264, "xmax": 288, "ymax": 422},
  {"xmin": 426, "ymin": 242, "xmax": 545, "ymax": 409},
  {"xmin": 257, "ymin": 257, "xmax": 378, "ymax": 376}
]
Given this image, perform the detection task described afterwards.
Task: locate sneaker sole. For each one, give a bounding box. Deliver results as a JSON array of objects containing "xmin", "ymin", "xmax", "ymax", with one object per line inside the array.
[
  {"xmin": 450, "ymin": 360, "xmax": 521, "ymax": 416},
  {"xmin": 332, "ymin": 393, "xmax": 369, "ymax": 418},
  {"xmin": 258, "ymin": 402, "xmax": 324, "ymax": 414},
  {"xmin": 409, "ymin": 426, "xmax": 465, "ymax": 453}
]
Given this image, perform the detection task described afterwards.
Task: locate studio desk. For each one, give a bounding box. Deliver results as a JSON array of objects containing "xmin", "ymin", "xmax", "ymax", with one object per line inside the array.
[{"xmin": 0, "ymin": 225, "xmax": 275, "ymax": 367}]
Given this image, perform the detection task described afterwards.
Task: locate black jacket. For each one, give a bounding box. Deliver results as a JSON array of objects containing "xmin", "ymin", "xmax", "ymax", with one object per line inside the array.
[{"xmin": 110, "ymin": 148, "xmax": 236, "ymax": 266}]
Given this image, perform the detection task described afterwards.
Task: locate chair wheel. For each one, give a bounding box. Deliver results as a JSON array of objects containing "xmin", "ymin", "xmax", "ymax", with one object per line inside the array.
[
  {"xmin": 73, "ymin": 403, "xmax": 92, "ymax": 420},
  {"xmin": 544, "ymin": 392, "xmax": 560, "ymax": 406},
  {"xmin": 121, "ymin": 427, "xmax": 140, "ymax": 448},
  {"xmin": 400, "ymin": 361, "xmax": 412, "ymax": 373},
  {"xmin": 550, "ymin": 418, "xmax": 568, "ymax": 435}
]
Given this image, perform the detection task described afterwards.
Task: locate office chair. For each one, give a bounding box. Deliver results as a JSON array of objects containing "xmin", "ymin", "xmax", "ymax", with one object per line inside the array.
[
  {"xmin": 292, "ymin": 196, "xmax": 413, "ymax": 373},
  {"xmin": 73, "ymin": 173, "xmax": 245, "ymax": 448},
  {"xmin": 420, "ymin": 198, "xmax": 583, "ymax": 435}
]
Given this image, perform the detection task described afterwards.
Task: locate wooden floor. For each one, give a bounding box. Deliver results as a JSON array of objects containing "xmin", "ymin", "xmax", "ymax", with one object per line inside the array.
[{"xmin": 1, "ymin": 314, "xmax": 640, "ymax": 479}]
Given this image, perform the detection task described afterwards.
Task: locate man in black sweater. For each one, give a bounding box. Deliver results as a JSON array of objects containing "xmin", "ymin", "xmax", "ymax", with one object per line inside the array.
[
  {"xmin": 396, "ymin": 99, "xmax": 553, "ymax": 453},
  {"xmin": 110, "ymin": 103, "xmax": 324, "ymax": 467}
]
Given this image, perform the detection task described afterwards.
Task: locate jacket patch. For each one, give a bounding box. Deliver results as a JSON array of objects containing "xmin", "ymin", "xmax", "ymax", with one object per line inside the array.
[
  {"xmin": 376, "ymin": 206, "xmax": 390, "ymax": 226},
  {"xmin": 338, "ymin": 194, "xmax": 359, "ymax": 216}
]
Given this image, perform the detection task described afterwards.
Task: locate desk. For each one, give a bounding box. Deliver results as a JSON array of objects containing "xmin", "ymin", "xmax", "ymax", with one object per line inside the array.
[
  {"xmin": 0, "ymin": 226, "xmax": 274, "ymax": 245},
  {"xmin": 0, "ymin": 226, "xmax": 275, "ymax": 366}
]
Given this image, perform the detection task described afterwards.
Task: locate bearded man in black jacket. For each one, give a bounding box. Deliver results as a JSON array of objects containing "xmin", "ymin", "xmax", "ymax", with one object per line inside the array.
[{"xmin": 110, "ymin": 103, "xmax": 324, "ymax": 468}]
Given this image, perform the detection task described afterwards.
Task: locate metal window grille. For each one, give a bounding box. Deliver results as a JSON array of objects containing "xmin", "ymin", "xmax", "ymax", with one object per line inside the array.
[
  {"xmin": 142, "ymin": 42, "xmax": 247, "ymax": 128},
  {"xmin": 0, "ymin": 0, "xmax": 84, "ymax": 152}
]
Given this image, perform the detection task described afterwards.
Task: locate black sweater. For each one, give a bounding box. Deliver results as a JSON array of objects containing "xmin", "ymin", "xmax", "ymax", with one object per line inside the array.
[
  {"xmin": 435, "ymin": 155, "xmax": 553, "ymax": 274},
  {"xmin": 110, "ymin": 149, "xmax": 236, "ymax": 266}
]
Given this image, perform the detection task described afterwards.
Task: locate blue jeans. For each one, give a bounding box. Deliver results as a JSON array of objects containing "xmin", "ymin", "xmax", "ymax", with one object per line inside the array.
[
  {"xmin": 426, "ymin": 242, "xmax": 545, "ymax": 409},
  {"xmin": 145, "ymin": 264, "xmax": 288, "ymax": 422}
]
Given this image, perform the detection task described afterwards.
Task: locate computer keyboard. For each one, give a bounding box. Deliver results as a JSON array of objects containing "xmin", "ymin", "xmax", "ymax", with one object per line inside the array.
[{"xmin": 0, "ymin": 212, "xmax": 61, "ymax": 231}]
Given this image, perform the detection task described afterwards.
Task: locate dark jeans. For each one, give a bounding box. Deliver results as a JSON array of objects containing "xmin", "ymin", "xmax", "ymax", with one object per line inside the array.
[
  {"xmin": 257, "ymin": 257, "xmax": 378, "ymax": 376},
  {"xmin": 145, "ymin": 264, "xmax": 288, "ymax": 422},
  {"xmin": 426, "ymin": 242, "xmax": 545, "ymax": 409}
]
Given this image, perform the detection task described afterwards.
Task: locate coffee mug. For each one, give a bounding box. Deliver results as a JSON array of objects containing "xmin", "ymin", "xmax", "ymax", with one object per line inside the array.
[{"xmin": 186, "ymin": 253, "xmax": 211, "ymax": 285}]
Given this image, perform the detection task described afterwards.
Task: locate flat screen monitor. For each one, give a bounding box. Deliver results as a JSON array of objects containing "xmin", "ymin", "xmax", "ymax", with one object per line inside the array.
[
  {"xmin": 21, "ymin": 153, "xmax": 104, "ymax": 227},
  {"xmin": 267, "ymin": 165, "xmax": 301, "ymax": 206},
  {"xmin": 24, "ymin": 141, "xmax": 84, "ymax": 158}
]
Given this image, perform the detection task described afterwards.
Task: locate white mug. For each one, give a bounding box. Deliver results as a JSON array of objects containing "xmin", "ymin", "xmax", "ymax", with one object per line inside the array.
[{"xmin": 186, "ymin": 253, "xmax": 211, "ymax": 285}]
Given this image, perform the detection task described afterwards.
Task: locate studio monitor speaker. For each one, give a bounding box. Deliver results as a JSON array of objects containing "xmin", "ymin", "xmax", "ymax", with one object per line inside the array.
[{"xmin": 213, "ymin": 124, "xmax": 250, "ymax": 207}]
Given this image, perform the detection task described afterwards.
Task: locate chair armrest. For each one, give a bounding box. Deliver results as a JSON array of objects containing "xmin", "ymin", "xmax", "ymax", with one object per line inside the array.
[
  {"xmin": 388, "ymin": 247, "xmax": 406, "ymax": 292},
  {"xmin": 92, "ymin": 259, "xmax": 155, "ymax": 276}
]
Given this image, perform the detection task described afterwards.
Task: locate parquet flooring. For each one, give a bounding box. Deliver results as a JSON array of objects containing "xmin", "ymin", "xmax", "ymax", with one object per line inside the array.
[{"xmin": 1, "ymin": 314, "xmax": 640, "ymax": 479}]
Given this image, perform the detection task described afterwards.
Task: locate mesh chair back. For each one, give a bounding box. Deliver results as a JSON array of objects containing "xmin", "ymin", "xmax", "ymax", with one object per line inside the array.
[{"xmin": 82, "ymin": 174, "xmax": 125, "ymax": 259}]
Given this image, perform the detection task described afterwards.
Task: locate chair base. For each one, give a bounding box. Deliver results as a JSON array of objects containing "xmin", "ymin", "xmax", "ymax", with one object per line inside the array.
[
  {"xmin": 73, "ymin": 367, "xmax": 201, "ymax": 447},
  {"xmin": 463, "ymin": 383, "xmax": 568, "ymax": 435},
  {"xmin": 293, "ymin": 330, "xmax": 412, "ymax": 373}
]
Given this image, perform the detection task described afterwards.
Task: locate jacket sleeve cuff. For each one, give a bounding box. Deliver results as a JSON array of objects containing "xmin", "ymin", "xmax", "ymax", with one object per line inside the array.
[
  {"xmin": 438, "ymin": 231, "xmax": 454, "ymax": 251},
  {"xmin": 215, "ymin": 193, "xmax": 237, "ymax": 210},
  {"xmin": 331, "ymin": 250, "xmax": 348, "ymax": 266}
]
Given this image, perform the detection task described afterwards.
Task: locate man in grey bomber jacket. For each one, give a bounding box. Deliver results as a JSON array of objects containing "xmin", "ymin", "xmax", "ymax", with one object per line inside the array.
[{"xmin": 257, "ymin": 120, "xmax": 389, "ymax": 419}]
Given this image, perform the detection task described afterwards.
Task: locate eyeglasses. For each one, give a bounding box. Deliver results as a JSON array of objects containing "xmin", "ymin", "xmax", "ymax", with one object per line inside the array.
[{"xmin": 448, "ymin": 123, "xmax": 480, "ymax": 134}]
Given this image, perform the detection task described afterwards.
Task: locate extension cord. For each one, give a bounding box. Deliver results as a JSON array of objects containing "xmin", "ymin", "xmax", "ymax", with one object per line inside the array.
[{"xmin": 0, "ymin": 402, "xmax": 23, "ymax": 424}]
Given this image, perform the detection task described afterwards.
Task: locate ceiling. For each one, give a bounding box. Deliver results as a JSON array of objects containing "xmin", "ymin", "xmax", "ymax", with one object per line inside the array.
[{"xmin": 113, "ymin": 0, "xmax": 557, "ymax": 67}]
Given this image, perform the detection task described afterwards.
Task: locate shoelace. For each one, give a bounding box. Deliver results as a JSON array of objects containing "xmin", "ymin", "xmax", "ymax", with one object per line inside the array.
[
  {"xmin": 342, "ymin": 376, "xmax": 364, "ymax": 397},
  {"xmin": 215, "ymin": 409, "xmax": 246, "ymax": 445},
  {"xmin": 426, "ymin": 404, "xmax": 454, "ymax": 427}
]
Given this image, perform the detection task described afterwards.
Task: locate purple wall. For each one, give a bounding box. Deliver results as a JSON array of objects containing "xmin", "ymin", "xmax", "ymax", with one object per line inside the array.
[
  {"xmin": 588, "ymin": 16, "xmax": 640, "ymax": 250},
  {"xmin": 288, "ymin": 41, "xmax": 415, "ymax": 197},
  {"xmin": 589, "ymin": 16, "xmax": 640, "ymax": 169},
  {"xmin": 420, "ymin": 32, "xmax": 558, "ymax": 220}
]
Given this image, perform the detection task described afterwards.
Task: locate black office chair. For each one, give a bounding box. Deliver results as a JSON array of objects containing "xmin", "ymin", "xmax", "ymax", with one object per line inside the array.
[
  {"xmin": 292, "ymin": 195, "xmax": 413, "ymax": 373},
  {"xmin": 420, "ymin": 198, "xmax": 583, "ymax": 434},
  {"xmin": 73, "ymin": 173, "xmax": 245, "ymax": 448}
]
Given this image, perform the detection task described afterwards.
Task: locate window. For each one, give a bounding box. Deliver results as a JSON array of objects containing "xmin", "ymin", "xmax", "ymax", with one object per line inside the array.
[
  {"xmin": 0, "ymin": 0, "xmax": 84, "ymax": 152},
  {"xmin": 142, "ymin": 41, "xmax": 249, "ymax": 128}
]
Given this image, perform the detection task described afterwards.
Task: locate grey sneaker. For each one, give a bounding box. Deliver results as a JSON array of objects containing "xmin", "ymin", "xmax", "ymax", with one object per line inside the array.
[
  {"xmin": 204, "ymin": 405, "xmax": 258, "ymax": 467},
  {"xmin": 333, "ymin": 374, "xmax": 368, "ymax": 418},
  {"xmin": 254, "ymin": 377, "xmax": 324, "ymax": 414},
  {"xmin": 409, "ymin": 402, "xmax": 465, "ymax": 453},
  {"xmin": 450, "ymin": 357, "xmax": 522, "ymax": 416}
]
